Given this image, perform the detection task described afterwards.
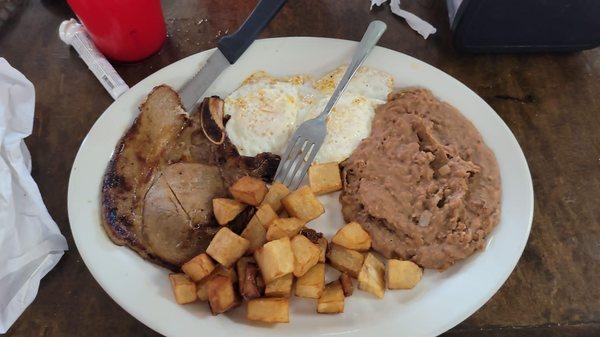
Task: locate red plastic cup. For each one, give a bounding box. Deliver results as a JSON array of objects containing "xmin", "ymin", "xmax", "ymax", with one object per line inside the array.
[{"xmin": 66, "ymin": 0, "xmax": 166, "ymax": 62}]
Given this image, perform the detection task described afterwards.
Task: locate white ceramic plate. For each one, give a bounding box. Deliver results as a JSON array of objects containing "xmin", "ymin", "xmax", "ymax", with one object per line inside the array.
[{"xmin": 68, "ymin": 37, "xmax": 533, "ymax": 337}]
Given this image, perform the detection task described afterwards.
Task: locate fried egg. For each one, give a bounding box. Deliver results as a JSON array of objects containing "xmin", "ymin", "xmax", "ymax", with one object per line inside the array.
[
  {"xmin": 303, "ymin": 93, "xmax": 384, "ymax": 163},
  {"xmin": 224, "ymin": 72, "xmax": 321, "ymax": 157},
  {"xmin": 314, "ymin": 65, "xmax": 394, "ymax": 101},
  {"xmin": 224, "ymin": 66, "xmax": 394, "ymax": 163}
]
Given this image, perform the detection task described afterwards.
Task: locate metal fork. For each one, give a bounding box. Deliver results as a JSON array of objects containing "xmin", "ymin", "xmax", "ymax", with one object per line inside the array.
[{"xmin": 273, "ymin": 20, "xmax": 387, "ymax": 189}]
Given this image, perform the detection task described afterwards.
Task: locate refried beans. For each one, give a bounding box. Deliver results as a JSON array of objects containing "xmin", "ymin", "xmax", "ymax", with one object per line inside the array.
[{"xmin": 340, "ymin": 88, "xmax": 501, "ymax": 270}]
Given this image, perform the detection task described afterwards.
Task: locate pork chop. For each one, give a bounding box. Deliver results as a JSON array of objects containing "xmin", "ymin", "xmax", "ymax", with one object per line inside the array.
[{"xmin": 101, "ymin": 85, "xmax": 279, "ymax": 270}]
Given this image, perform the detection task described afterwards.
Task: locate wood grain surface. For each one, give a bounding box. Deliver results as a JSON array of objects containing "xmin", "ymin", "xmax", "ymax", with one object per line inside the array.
[{"xmin": 0, "ymin": 0, "xmax": 598, "ymax": 336}]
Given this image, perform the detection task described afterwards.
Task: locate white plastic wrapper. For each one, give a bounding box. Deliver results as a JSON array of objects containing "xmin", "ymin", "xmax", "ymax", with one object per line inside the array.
[
  {"xmin": 0, "ymin": 58, "xmax": 68, "ymax": 333},
  {"xmin": 59, "ymin": 19, "xmax": 129, "ymax": 100},
  {"xmin": 370, "ymin": 0, "xmax": 437, "ymax": 39}
]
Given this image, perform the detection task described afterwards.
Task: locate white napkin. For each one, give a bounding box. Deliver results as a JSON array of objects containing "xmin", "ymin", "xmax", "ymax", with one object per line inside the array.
[
  {"xmin": 0, "ymin": 58, "xmax": 68, "ymax": 334},
  {"xmin": 370, "ymin": 0, "xmax": 437, "ymax": 39}
]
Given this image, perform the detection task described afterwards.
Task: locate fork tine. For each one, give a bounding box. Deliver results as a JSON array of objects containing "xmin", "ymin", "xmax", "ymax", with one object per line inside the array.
[
  {"xmin": 281, "ymin": 140, "xmax": 309, "ymax": 187},
  {"xmin": 274, "ymin": 135, "xmax": 303, "ymax": 183},
  {"xmin": 289, "ymin": 143, "xmax": 318, "ymax": 190},
  {"xmin": 285, "ymin": 141, "xmax": 314, "ymax": 189}
]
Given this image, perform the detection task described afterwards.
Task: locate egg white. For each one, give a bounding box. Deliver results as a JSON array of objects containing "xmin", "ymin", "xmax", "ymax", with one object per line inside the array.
[
  {"xmin": 303, "ymin": 93, "xmax": 384, "ymax": 164},
  {"xmin": 223, "ymin": 66, "xmax": 393, "ymax": 163},
  {"xmin": 224, "ymin": 72, "xmax": 319, "ymax": 157},
  {"xmin": 314, "ymin": 65, "xmax": 394, "ymax": 101}
]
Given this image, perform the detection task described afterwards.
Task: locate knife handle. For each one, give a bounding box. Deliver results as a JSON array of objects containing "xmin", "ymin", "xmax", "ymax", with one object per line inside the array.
[{"xmin": 217, "ymin": 0, "xmax": 288, "ymax": 64}]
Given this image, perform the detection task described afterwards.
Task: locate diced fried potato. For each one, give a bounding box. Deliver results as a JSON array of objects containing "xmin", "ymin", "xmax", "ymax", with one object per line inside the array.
[
  {"xmin": 266, "ymin": 217, "xmax": 305, "ymax": 241},
  {"xmin": 326, "ymin": 244, "xmax": 365, "ymax": 278},
  {"xmin": 331, "ymin": 222, "xmax": 372, "ymax": 251},
  {"xmin": 358, "ymin": 253, "xmax": 385, "ymax": 298},
  {"xmin": 236, "ymin": 257, "xmax": 255, "ymax": 286},
  {"xmin": 196, "ymin": 277, "xmax": 209, "ymax": 301},
  {"xmin": 386, "ymin": 259, "xmax": 423, "ymax": 290},
  {"xmin": 247, "ymin": 298, "xmax": 289, "ymax": 323},
  {"xmin": 281, "ymin": 186, "xmax": 324, "ymax": 221},
  {"xmin": 212, "ymin": 198, "xmax": 246, "ymax": 225},
  {"xmin": 261, "ymin": 182, "xmax": 290, "ymax": 212},
  {"xmin": 317, "ymin": 281, "xmax": 344, "ymax": 314},
  {"xmin": 308, "ymin": 162, "xmax": 342, "ymax": 195},
  {"xmin": 214, "ymin": 265, "xmax": 237, "ymax": 283},
  {"xmin": 254, "ymin": 237, "xmax": 294, "ymax": 283},
  {"xmin": 207, "ymin": 274, "xmax": 239, "ymax": 314},
  {"xmin": 295, "ymin": 263, "xmax": 325, "ymax": 298},
  {"xmin": 169, "ymin": 273, "xmax": 197, "ymax": 304},
  {"xmin": 248, "ymin": 204, "xmax": 279, "ymax": 229},
  {"xmin": 317, "ymin": 237, "xmax": 328, "ymax": 263},
  {"xmin": 206, "ymin": 227, "xmax": 250, "ymax": 267},
  {"xmin": 229, "ymin": 176, "xmax": 268, "ymax": 206},
  {"xmin": 241, "ymin": 217, "xmax": 267, "ymax": 253},
  {"xmin": 240, "ymin": 262, "xmax": 261, "ymax": 300},
  {"xmin": 256, "ymin": 274, "xmax": 266, "ymax": 293},
  {"xmin": 181, "ymin": 253, "xmax": 215, "ymax": 282},
  {"xmin": 339, "ymin": 273, "xmax": 354, "ymax": 297},
  {"xmin": 265, "ymin": 273, "xmax": 293, "ymax": 298},
  {"xmin": 291, "ymin": 235, "xmax": 320, "ymax": 277}
]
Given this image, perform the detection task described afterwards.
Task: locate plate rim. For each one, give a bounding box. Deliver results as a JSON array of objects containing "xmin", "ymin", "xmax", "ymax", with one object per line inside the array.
[{"xmin": 67, "ymin": 36, "xmax": 534, "ymax": 337}]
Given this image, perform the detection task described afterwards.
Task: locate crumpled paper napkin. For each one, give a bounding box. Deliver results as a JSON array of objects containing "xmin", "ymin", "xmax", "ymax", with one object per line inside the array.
[
  {"xmin": 0, "ymin": 58, "xmax": 68, "ymax": 334},
  {"xmin": 371, "ymin": 0, "xmax": 437, "ymax": 39}
]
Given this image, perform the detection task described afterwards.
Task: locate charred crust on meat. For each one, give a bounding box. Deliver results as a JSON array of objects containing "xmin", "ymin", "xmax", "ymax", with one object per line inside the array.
[{"xmin": 100, "ymin": 86, "xmax": 281, "ymax": 271}]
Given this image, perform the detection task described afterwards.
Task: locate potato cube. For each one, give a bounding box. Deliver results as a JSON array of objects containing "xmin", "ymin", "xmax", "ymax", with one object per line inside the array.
[
  {"xmin": 207, "ymin": 274, "xmax": 239, "ymax": 314},
  {"xmin": 326, "ymin": 244, "xmax": 365, "ymax": 278},
  {"xmin": 339, "ymin": 273, "xmax": 354, "ymax": 297},
  {"xmin": 247, "ymin": 298, "xmax": 289, "ymax": 323},
  {"xmin": 331, "ymin": 222, "xmax": 372, "ymax": 251},
  {"xmin": 241, "ymin": 217, "xmax": 267, "ymax": 253},
  {"xmin": 206, "ymin": 227, "xmax": 249, "ymax": 267},
  {"xmin": 214, "ymin": 265, "xmax": 237, "ymax": 283},
  {"xmin": 317, "ymin": 281, "xmax": 344, "ymax": 314},
  {"xmin": 254, "ymin": 237, "xmax": 294, "ymax": 283},
  {"xmin": 240, "ymin": 262, "xmax": 262, "ymax": 300},
  {"xmin": 248, "ymin": 204, "xmax": 279, "ymax": 229},
  {"xmin": 265, "ymin": 273, "xmax": 293, "ymax": 298},
  {"xmin": 169, "ymin": 273, "xmax": 197, "ymax": 304},
  {"xmin": 256, "ymin": 274, "xmax": 266, "ymax": 293},
  {"xmin": 308, "ymin": 162, "xmax": 342, "ymax": 195},
  {"xmin": 317, "ymin": 237, "xmax": 328, "ymax": 263},
  {"xmin": 281, "ymin": 186, "xmax": 324, "ymax": 221},
  {"xmin": 261, "ymin": 182, "xmax": 290, "ymax": 212},
  {"xmin": 236, "ymin": 256, "xmax": 255, "ymax": 286},
  {"xmin": 291, "ymin": 235, "xmax": 320, "ymax": 277},
  {"xmin": 229, "ymin": 176, "xmax": 268, "ymax": 206},
  {"xmin": 266, "ymin": 217, "xmax": 305, "ymax": 241},
  {"xmin": 386, "ymin": 259, "xmax": 423, "ymax": 289},
  {"xmin": 196, "ymin": 277, "xmax": 210, "ymax": 301},
  {"xmin": 358, "ymin": 253, "xmax": 385, "ymax": 298},
  {"xmin": 181, "ymin": 253, "xmax": 215, "ymax": 282},
  {"xmin": 295, "ymin": 263, "xmax": 325, "ymax": 298},
  {"xmin": 212, "ymin": 198, "xmax": 246, "ymax": 225}
]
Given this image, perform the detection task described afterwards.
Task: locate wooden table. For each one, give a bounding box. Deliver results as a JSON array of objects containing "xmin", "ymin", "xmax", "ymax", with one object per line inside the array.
[{"xmin": 1, "ymin": 0, "xmax": 598, "ymax": 336}]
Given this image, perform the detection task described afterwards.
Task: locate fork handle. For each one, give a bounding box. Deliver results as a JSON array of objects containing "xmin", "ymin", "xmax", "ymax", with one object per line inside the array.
[{"xmin": 318, "ymin": 20, "xmax": 387, "ymax": 119}]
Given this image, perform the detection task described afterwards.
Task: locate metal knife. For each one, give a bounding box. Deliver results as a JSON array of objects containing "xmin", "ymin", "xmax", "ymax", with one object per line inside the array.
[{"xmin": 179, "ymin": 0, "xmax": 288, "ymax": 112}]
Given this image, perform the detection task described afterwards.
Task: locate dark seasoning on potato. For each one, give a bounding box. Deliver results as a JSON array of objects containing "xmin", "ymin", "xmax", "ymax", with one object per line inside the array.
[{"xmin": 170, "ymin": 163, "xmax": 424, "ymax": 323}]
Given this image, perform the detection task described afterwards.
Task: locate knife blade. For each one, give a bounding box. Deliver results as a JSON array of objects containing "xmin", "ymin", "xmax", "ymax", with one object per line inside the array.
[{"xmin": 179, "ymin": 0, "xmax": 288, "ymax": 113}]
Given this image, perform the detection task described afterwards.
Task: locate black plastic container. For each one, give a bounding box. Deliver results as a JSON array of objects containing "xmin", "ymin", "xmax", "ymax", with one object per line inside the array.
[{"xmin": 448, "ymin": 0, "xmax": 600, "ymax": 53}]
